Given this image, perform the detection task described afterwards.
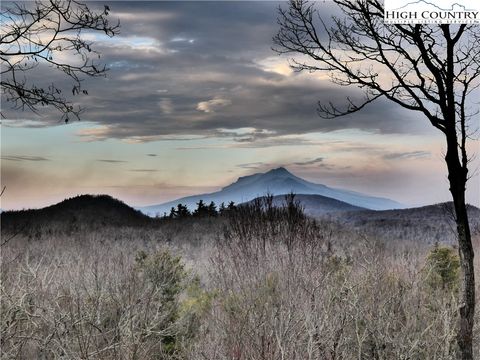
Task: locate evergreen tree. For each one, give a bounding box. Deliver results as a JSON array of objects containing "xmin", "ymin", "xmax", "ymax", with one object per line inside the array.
[
  {"xmin": 207, "ymin": 201, "xmax": 217, "ymax": 217},
  {"xmin": 194, "ymin": 200, "xmax": 208, "ymax": 217},
  {"xmin": 176, "ymin": 204, "xmax": 190, "ymax": 218},
  {"xmin": 227, "ymin": 201, "xmax": 236, "ymax": 211},
  {"xmin": 219, "ymin": 202, "xmax": 226, "ymax": 216}
]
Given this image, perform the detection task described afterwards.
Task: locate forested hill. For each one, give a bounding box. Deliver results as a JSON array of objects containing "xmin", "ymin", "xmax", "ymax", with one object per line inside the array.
[
  {"xmin": 1, "ymin": 195, "xmax": 151, "ymax": 235},
  {"xmin": 330, "ymin": 202, "xmax": 480, "ymax": 244}
]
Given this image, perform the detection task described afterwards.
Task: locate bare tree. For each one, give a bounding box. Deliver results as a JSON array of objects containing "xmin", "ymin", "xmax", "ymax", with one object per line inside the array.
[
  {"xmin": 1, "ymin": 0, "xmax": 119, "ymax": 122},
  {"xmin": 274, "ymin": 1, "xmax": 479, "ymax": 358}
]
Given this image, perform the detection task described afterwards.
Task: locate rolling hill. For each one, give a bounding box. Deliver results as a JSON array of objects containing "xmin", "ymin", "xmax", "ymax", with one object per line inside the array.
[
  {"xmin": 329, "ymin": 202, "xmax": 480, "ymax": 244},
  {"xmin": 0, "ymin": 194, "xmax": 151, "ymax": 235},
  {"xmin": 243, "ymin": 194, "xmax": 480, "ymax": 243}
]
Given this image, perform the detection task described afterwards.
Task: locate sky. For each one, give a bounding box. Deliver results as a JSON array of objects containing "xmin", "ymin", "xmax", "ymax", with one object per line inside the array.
[{"xmin": 1, "ymin": 1, "xmax": 479, "ymax": 210}]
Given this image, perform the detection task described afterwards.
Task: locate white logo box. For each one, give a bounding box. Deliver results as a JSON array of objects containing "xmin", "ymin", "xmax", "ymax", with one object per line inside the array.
[{"xmin": 384, "ymin": 0, "xmax": 480, "ymax": 24}]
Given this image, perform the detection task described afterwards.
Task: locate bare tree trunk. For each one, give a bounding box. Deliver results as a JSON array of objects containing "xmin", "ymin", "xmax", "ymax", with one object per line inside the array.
[{"xmin": 445, "ymin": 140, "xmax": 475, "ymax": 360}]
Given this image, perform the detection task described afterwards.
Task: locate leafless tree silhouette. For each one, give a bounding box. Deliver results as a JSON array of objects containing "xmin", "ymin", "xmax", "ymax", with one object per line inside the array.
[
  {"xmin": 0, "ymin": 0, "xmax": 119, "ymax": 122},
  {"xmin": 274, "ymin": 1, "xmax": 479, "ymax": 358}
]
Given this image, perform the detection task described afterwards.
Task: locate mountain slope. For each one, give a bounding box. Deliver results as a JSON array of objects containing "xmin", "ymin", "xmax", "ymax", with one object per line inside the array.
[
  {"xmin": 140, "ymin": 167, "xmax": 403, "ymax": 216},
  {"xmin": 246, "ymin": 194, "xmax": 367, "ymax": 216}
]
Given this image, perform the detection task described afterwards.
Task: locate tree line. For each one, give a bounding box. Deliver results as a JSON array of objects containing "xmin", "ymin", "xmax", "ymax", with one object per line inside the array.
[{"xmin": 159, "ymin": 200, "xmax": 237, "ymax": 219}]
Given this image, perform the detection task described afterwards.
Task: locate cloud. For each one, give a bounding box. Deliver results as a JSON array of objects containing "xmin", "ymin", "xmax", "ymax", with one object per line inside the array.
[
  {"xmin": 294, "ymin": 157, "xmax": 324, "ymax": 166},
  {"xmin": 230, "ymin": 135, "xmax": 321, "ymax": 148},
  {"xmin": 1, "ymin": 155, "xmax": 50, "ymax": 162},
  {"xmin": 1, "ymin": 2, "xmax": 436, "ymax": 144},
  {"xmin": 170, "ymin": 37, "xmax": 195, "ymax": 43},
  {"xmin": 236, "ymin": 162, "xmax": 267, "ymax": 170},
  {"xmin": 129, "ymin": 169, "xmax": 159, "ymax": 172},
  {"xmin": 159, "ymin": 98, "xmax": 174, "ymax": 114},
  {"xmin": 383, "ymin": 151, "xmax": 431, "ymax": 160},
  {"xmin": 196, "ymin": 97, "xmax": 232, "ymax": 113},
  {"xmin": 96, "ymin": 159, "xmax": 127, "ymax": 163}
]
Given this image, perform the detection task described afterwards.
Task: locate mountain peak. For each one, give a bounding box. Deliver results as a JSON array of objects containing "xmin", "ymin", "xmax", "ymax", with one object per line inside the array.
[
  {"xmin": 264, "ymin": 167, "xmax": 292, "ymax": 176},
  {"xmin": 221, "ymin": 167, "xmax": 294, "ymax": 191},
  {"xmin": 140, "ymin": 166, "xmax": 404, "ymax": 215}
]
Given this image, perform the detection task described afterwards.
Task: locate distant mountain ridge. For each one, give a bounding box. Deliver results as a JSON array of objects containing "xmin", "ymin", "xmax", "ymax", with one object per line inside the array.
[
  {"xmin": 139, "ymin": 167, "xmax": 404, "ymax": 216},
  {"xmin": 331, "ymin": 202, "xmax": 480, "ymax": 244},
  {"xmin": 2, "ymin": 194, "xmax": 478, "ymax": 245}
]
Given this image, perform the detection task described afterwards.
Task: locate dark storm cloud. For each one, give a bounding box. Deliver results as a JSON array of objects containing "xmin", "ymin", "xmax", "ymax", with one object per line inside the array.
[
  {"xmin": 1, "ymin": 155, "xmax": 50, "ymax": 162},
  {"xmin": 2, "ymin": 1, "xmax": 434, "ymax": 143}
]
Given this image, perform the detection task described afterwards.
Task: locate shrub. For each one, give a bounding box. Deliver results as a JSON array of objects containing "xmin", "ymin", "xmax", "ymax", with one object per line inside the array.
[
  {"xmin": 424, "ymin": 245, "xmax": 460, "ymax": 292},
  {"xmin": 138, "ymin": 250, "xmax": 187, "ymax": 301},
  {"xmin": 135, "ymin": 250, "xmax": 211, "ymax": 355}
]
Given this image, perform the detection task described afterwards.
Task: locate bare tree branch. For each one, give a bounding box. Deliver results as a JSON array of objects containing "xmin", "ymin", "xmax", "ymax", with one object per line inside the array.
[
  {"xmin": 0, "ymin": 0, "xmax": 119, "ymax": 122},
  {"xmin": 274, "ymin": 1, "xmax": 479, "ymax": 358}
]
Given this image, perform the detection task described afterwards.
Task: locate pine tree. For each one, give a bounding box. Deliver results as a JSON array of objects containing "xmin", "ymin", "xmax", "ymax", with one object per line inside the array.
[
  {"xmin": 176, "ymin": 204, "xmax": 190, "ymax": 218},
  {"xmin": 194, "ymin": 200, "xmax": 208, "ymax": 217},
  {"xmin": 207, "ymin": 201, "xmax": 217, "ymax": 217},
  {"xmin": 219, "ymin": 202, "xmax": 226, "ymax": 216},
  {"xmin": 227, "ymin": 201, "xmax": 236, "ymax": 211}
]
